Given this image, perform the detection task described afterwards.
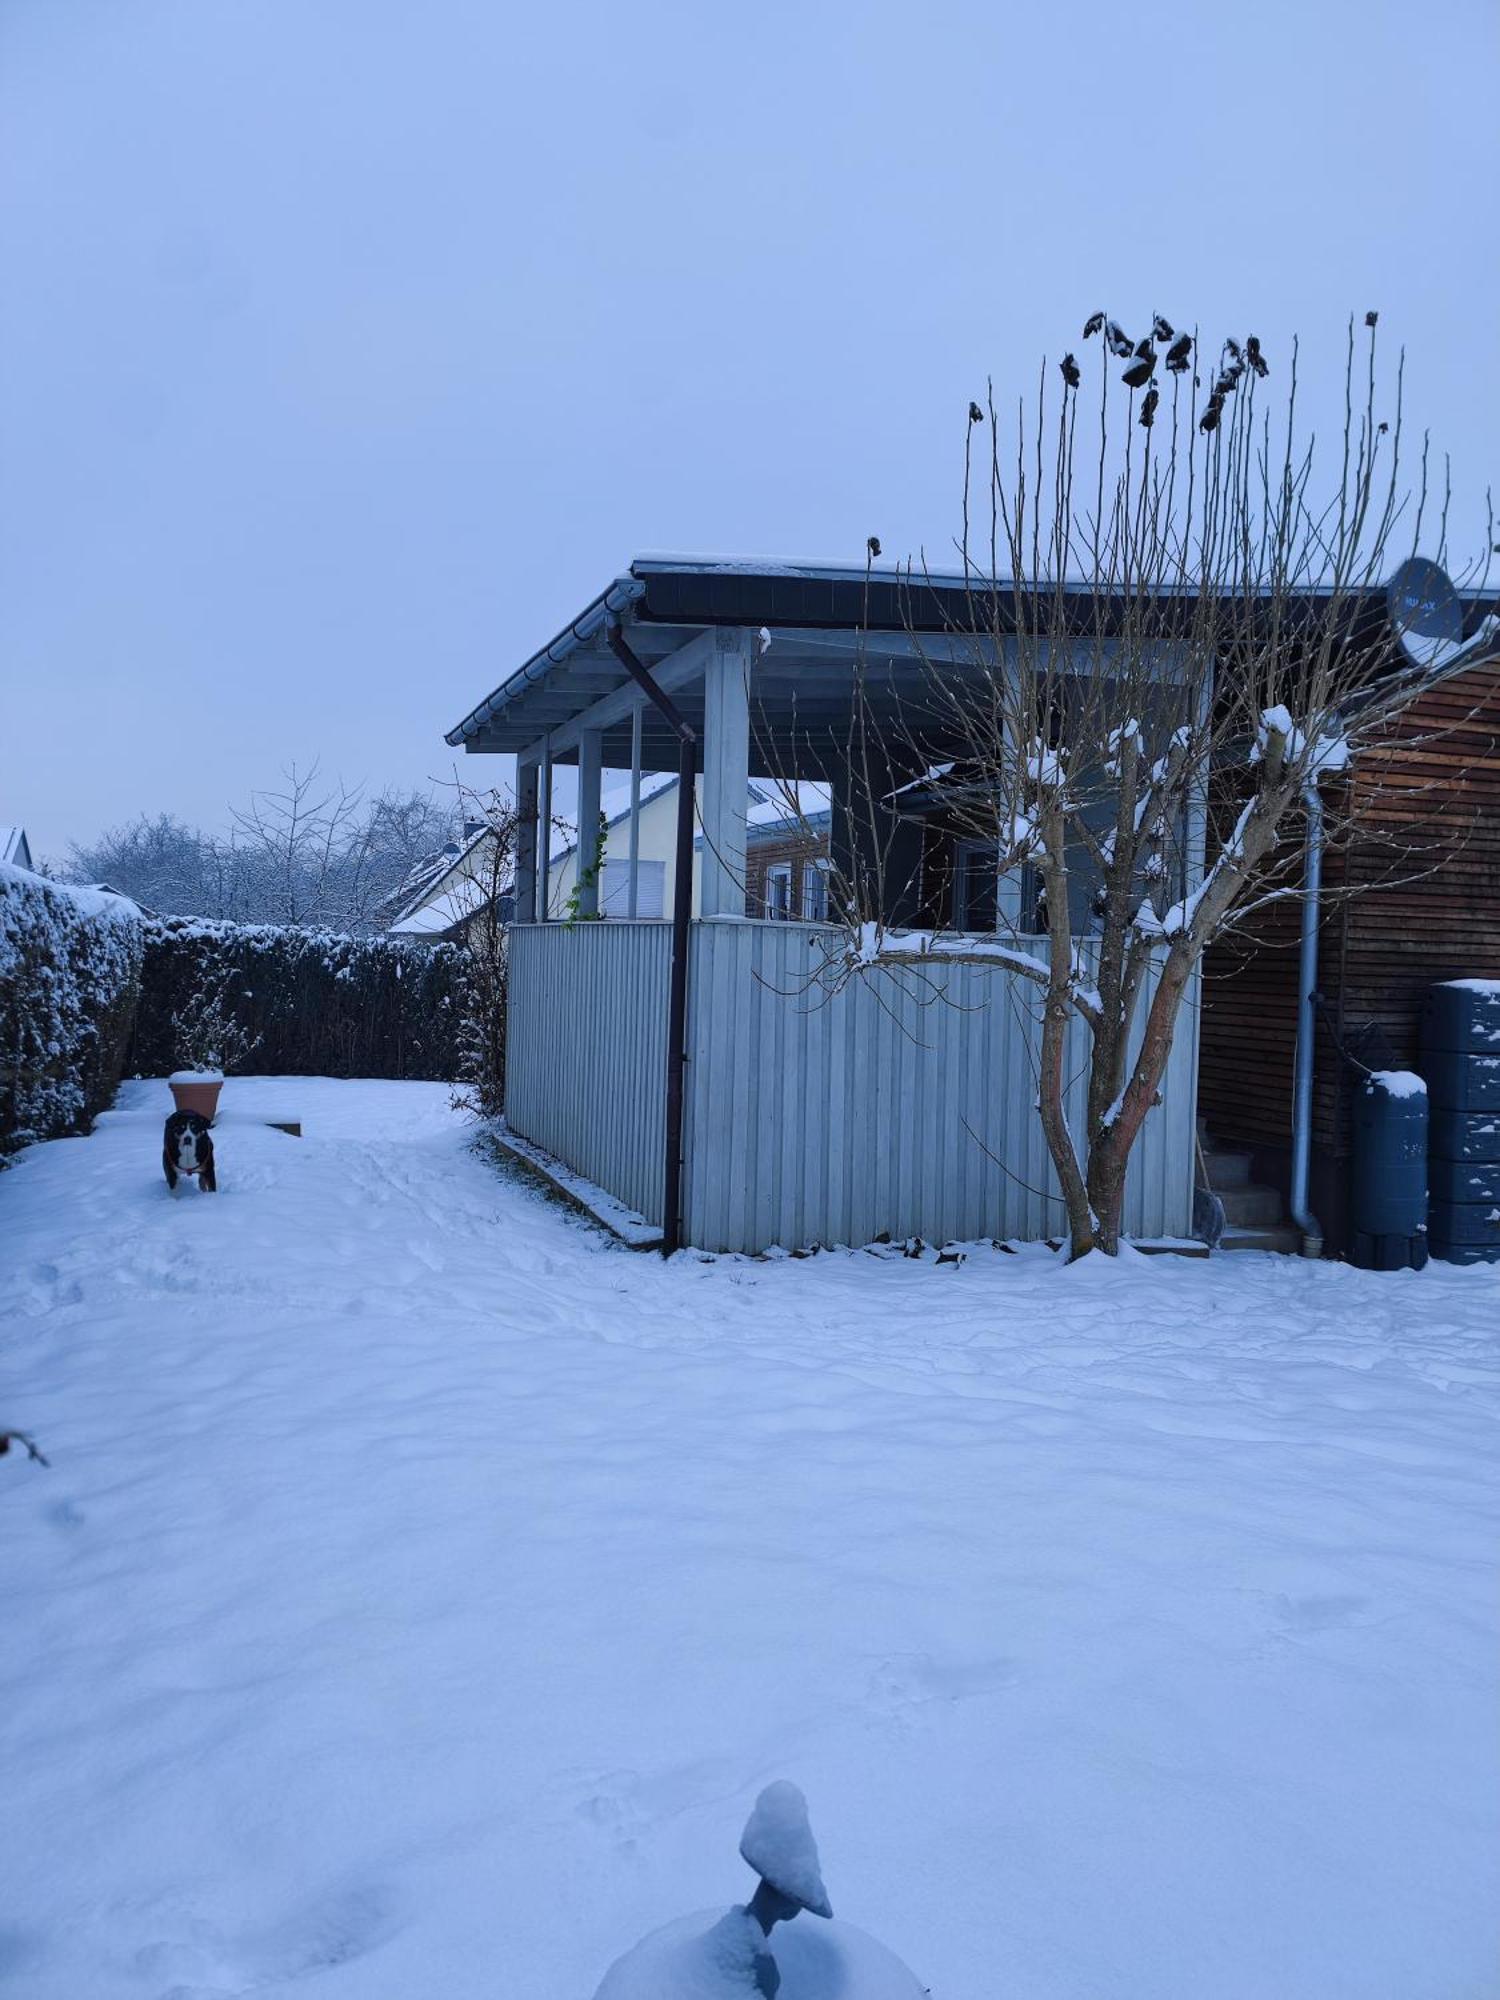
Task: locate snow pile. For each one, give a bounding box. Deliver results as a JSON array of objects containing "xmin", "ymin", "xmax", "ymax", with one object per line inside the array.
[
  {"xmin": 0, "ymin": 860, "xmax": 142, "ymax": 1154},
  {"xmin": 738, "ymin": 1781, "xmax": 831, "ymax": 1917},
  {"xmin": 1369, "ymin": 1069, "xmax": 1427, "ymax": 1099},
  {"xmin": 1, "ymin": 1079, "xmax": 1498, "ymax": 1996}
]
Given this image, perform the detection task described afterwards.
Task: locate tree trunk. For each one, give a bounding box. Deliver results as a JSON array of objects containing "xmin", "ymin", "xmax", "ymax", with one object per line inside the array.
[{"xmin": 1085, "ymin": 945, "xmax": 1195, "ymax": 1253}]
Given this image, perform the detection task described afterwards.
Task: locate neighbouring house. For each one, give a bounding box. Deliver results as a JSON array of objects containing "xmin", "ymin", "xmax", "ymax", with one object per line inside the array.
[
  {"xmin": 387, "ymin": 782, "xmax": 831, "ymax": 940},
  {"xmin": 1, "ymin": 827, "xmax": 35, "ymax": 872},
  {"xmin": 386, "ymin": 822, "xmax": 513, "ymax": 942},
  {"xmin": 546, "ymin": 774, "xmax": 830, "ymax": 920}
]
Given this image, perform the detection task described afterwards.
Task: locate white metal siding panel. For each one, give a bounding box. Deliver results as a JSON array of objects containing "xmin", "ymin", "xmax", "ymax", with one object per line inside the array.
[
  {"xmin": 682, "ymin": 922, "xmax": 1198, "ymax": 1254},
  {"xmin": 505, "ymin": 922, "xmax": 671, "ymax": 1225}
]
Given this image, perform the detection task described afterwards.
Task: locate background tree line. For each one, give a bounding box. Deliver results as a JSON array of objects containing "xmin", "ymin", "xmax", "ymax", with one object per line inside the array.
[{"xmin": 59, "ymin": 763, "xmax": 467, "ymax": 934}]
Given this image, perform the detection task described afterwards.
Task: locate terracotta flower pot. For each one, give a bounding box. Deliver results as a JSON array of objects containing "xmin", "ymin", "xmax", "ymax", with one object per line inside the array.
[{"xmin": 168, "ymin": 1072, "xmax": 224, "ymax": 1121}]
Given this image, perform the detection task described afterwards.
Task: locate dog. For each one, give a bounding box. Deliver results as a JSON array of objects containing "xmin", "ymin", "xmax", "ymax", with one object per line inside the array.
[{"xmin": 163, "ymin": 1109, "xmax": 217, "ymax": 1193}]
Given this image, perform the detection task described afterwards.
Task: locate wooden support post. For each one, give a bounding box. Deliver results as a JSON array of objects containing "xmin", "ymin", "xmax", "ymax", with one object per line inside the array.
[
  {"xmin": 515, "ymin": 759, "xmax": 539, "ymax": 921},
  {"xmin": 538, "ymin": 737, "xmax": 553, "ymax": 921},
  {"xmin": 700, "ymin": 627, "xmax": 753, "ymax": 918},
  {"xmin": 576, "ymin": 727, "xmax": 603, "ymax": 918},
  {"xmin": 628, "ymin": 704, "xmax": 643, "ymax": 918}
]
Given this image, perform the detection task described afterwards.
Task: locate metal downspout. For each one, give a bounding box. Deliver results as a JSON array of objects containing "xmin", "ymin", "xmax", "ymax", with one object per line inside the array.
[
  {"xmin": 1290, "ymin": 784, "xmax": 1325, "ymax": 1258},
  {"xmin": 605, "ymin": 620, "xmax": 696, "ymax": 1258}
]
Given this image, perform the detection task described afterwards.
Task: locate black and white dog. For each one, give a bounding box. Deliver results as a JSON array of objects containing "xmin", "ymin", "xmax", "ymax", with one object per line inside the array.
[{"xmin": 163, "ymin": 1110, "xmax": 217, "ymax": 1193}]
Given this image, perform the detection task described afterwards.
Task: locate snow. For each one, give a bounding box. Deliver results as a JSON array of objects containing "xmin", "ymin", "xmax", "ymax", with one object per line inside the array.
[
  {"xmin": 1440, "ymin": 977, "xmax": 1500, "ymax": 995},
  {"xmin": 738, "ymin": 1781, "xmax": 831, "ymax": 1916},
  {"xmin": 3, "ymin": 1078, "xmax": 1499, "ymax": 1997},
  {"xmin": 1250, "ymin": 707, "xmax": 1349, "ymax": 778},
  {"xmin": 387, "ymin": 873, "xmax": 490, "ymax": 936},
  {"xmin": 852, "ymin": 919, "xmax": 1054, "ymax": 988},
  {"xmin": 594, "ymin": 1908, "xmax": 925, "ymax": 1998},
  {"xmin": 0, "ymin": 854, "xmax": 139, "ymax": 920},
  {"xmin": 746, "ymin": 780, "xmax": 831, "ymax": 830},
  {"xmin": 1369, "ymin": 1068, "xmax": 1427, "ymax": 1099},
  {"xmin": 167, "ymin": 1068, "xmax": 225, "ymax": 1085},
  {"xmin": 1396, "ymin": 613, "xmax": 1500, "ymax": 670}
]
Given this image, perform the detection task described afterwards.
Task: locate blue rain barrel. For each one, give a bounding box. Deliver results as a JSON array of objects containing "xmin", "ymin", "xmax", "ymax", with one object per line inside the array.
[
  {"xmin": 1349, "ymin": 1071, "xmax": 1429, "ymax": 1271},
  {"xmin": 1422, "ymin": 979, "xmax": 1500, "ymax": 1265},
  {"xmin": 1422, "ymin": 979, "xmax": 1500, "ymax": 1057}
]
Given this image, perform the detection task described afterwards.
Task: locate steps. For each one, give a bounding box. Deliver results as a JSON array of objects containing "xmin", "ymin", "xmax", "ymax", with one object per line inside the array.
[
  {"xmin": 1197, "ymin": 1133, "xmax": 1302, "ymax": 1255},
  {"xmin": 1218, "ymin": 1222, "xmax": 1302, "ymax": 1255}
]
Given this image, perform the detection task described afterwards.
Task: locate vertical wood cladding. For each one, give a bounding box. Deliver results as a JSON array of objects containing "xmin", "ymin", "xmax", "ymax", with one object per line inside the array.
[{"xmin": 1200, "ymin": 659, "xmax": 1500, "ymax": 1159}]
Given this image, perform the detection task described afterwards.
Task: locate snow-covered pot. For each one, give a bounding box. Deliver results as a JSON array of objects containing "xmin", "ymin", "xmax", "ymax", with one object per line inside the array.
[
  {"xmin": 592, "ymin": 1781, "xmax": 928, "ymax": 1999},
  {"xmin": 168, "ymin": 1071, "xmax": 224, "ymax": 1121}
]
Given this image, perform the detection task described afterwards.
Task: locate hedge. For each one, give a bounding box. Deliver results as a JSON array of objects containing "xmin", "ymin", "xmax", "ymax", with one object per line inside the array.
[
  {"xmin": 0, "ymin": 863, "xmax": 145, "ymax": 1155},
  {"xmin": 128, "ymin": 917, "xmax": 466, "ymax": 1082}
]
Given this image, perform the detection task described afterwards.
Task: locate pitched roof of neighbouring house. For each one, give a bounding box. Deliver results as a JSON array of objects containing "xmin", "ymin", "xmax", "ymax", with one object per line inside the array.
[
  {"xmin": 387, "ymin": 822, "xmax": 508, "ymax": 937},
  {"xmin": 1, "ymin": 826, "xmax": 34, "ymax": 871}
]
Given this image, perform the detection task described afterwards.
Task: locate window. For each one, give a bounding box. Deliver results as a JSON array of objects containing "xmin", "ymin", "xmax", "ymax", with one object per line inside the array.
[
  {"xmin": 801, "ymin": 858, "xmax": 830, "ymax": 922},
  {"xmin": 765, "ymin": 863, "xmax": 792, "ymax": 920},
  {"xmin": 600, "ymin": 858, "xmax": 665, "ymax": 918},
  {"xmin": 956, "ymin": 841, "xmax": 1000, "ymax": 931}
]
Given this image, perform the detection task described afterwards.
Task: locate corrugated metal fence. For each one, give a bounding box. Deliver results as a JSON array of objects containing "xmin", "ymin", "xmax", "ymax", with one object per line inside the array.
[
  {"xmin": 506, "ymin": 921, "xmax": 670, "ymax": 1225},
  {"xmin": 683, "ymin": 922, "xmax": 1197, "ymax": 1252},
  {"xmin": 507, "ymin": 919, "xmax": 1198, "ymax": 1251}
]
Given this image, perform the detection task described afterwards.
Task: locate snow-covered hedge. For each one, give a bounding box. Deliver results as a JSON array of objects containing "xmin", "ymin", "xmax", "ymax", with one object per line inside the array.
[
  {"xmin": 129, "ymin": 917, "xmax": 465, "ymax": 1082},
  {"xmin": 0, "ymin": 863, "xmax": 144, "ymax": 1155}
]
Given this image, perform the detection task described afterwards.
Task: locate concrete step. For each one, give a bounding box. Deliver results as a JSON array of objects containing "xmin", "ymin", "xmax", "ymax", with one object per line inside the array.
[
  {"xmin": 1201, "ymin": 1146, "xmax": 1254, "ymax": 1190},
  {"xmin": 1220, "ymin": 1223, "xmax": 1302, "ymax": 1255},
  {"xmin": 1218, "ymin": 1183, "xmax": 1287, "ymax": 1228}
]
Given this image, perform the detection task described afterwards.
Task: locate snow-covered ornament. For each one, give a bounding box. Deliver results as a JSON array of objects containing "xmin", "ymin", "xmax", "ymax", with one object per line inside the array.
[{"xmin": 591, "ymin": 1781, "xmax": 928, "ymax": 1998}]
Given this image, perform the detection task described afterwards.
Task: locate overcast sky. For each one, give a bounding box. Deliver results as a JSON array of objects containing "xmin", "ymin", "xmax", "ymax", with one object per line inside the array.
[{"xmin": 3, "ymin": 0, "xmax": 1495, "ymax": 861}]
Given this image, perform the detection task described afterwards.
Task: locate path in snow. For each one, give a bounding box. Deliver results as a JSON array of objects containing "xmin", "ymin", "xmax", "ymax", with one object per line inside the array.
[{"xmin": 2, "ymin": 1078, "xmax": 1498, "ymax": 1998}]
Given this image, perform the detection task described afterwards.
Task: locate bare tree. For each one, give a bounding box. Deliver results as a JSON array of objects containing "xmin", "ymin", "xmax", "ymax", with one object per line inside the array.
[
  {"xmin": 231, "ymin": 761, "xmax": 367, "ymax": 926},
  {"xmin": 67, "ymin": 781, "xmax": 464, "ymax": 933},
  {"xmin": 826, "ymin": 313, "xmax": 1493, "ymax": 1257},
  {"xmin": 444, "ymin": 785, "xmax": 522, "ymax": 1120}
]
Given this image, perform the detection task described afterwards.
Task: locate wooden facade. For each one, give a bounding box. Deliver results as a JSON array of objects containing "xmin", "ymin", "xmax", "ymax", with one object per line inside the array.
[{"xmin": 1198, "ymin": 656, "xmax": 1500, "ymax": 1247}]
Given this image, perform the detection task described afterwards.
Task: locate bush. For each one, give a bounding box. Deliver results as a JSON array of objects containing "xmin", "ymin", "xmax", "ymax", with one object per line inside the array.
[
  {"xmin": 129, "ymin": 918, "xmax": 465, "ymax": 1081},
  {"xmin": 0, "ymin": 864, "xmax": 144, "ymax": 1155}
]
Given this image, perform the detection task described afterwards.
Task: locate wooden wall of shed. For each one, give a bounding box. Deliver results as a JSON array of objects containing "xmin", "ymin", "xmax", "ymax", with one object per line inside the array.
[{"xmin": 1199, "ymin": 659, "xmax": 1500, "ymax": 1180}]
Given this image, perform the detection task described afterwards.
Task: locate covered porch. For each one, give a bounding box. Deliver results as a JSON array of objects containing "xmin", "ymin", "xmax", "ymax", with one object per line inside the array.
[{"xmin": 446, "ymin": 557, "xmax": 1200, "ymax": 1253}]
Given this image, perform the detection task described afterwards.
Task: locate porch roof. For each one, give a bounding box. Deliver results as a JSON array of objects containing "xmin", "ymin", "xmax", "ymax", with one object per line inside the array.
[
  {"xmin": 444, "ymin": 555, "xmax": 1039, "ymax": 773},
  {"xmin": 444, "ymin": 553, "xmax": 1491, "ymax": 777}
]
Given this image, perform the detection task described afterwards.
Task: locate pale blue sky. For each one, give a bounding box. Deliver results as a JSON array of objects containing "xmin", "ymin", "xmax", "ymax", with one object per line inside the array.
[{"xmin": 3, "ymin": 0, "xmax": 1495, "ymax": 857}]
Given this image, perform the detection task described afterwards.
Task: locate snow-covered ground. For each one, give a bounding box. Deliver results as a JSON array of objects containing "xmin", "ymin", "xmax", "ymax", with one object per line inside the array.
[{"xmin": 3, "ymin": 1078, "xmax": 1498, "ymax": 1998}]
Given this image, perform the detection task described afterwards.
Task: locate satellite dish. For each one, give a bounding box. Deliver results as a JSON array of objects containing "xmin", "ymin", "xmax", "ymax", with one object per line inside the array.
[{"xmin": 1387, "ymin": 557, "xmax": 1463, "ymax": 666}]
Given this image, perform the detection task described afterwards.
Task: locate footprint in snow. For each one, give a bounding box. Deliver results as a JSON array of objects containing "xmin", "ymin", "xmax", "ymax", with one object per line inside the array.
[
  {"xmin": 138, "ymin": 1884, "xmax": 398, "ymax": 1996},
  {"xmin": 565, "ymin": 1759, "xmax": 741, "ymax": 1851},
  {"xmin": 863, "ymin": 1652, "xmax": 1019, "ymax": 1733}
]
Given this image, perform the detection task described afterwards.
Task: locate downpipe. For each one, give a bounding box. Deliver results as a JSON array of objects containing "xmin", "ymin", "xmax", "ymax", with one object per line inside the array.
[
  {"xmin": 1289, "ymin": 784, "xmax": 1324, "ymax": 1259},
  {"xmin": 606, "ymin": 619, "xmax": 695, "ymax": 1258}
]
